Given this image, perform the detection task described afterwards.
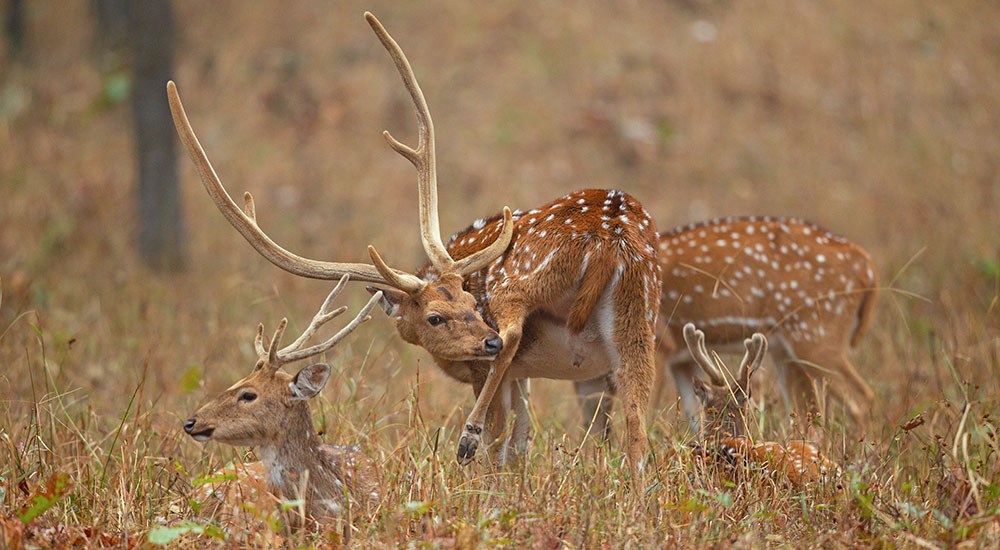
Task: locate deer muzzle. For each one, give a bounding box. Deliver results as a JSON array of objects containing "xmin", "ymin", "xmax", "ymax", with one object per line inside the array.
[{"xmin": 183, "ymin": 418, "xmax": 215, "ymax": 442}]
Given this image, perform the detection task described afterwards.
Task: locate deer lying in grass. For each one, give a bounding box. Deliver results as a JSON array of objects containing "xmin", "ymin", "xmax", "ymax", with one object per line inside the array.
[
  {"xmin": 577, "ymin": 216, "xmax": 878, "ymax": 438},
  {"xmin": 169, "ymin": 12, "xmax": 662, "ymax": 474},
  {"xmin": 683, "ymin": 323, "xmax": 841, "ymax": 487},
  {"xmin": 184, "ymin": 277, "xmax": 383, "ymax": 530}
]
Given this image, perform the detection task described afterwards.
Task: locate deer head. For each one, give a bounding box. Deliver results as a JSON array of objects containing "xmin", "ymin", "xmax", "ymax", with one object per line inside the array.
[
  {"xmin": 166, "ymin": 12, "xmax": 511, "ymax": 364},
  {"xmin": 183, "ymin": 276, "xmax": 381, "ymax": 445},
  {"xmin": 682, "ymin": 323, "xmax": 767, "ymax": 439}
]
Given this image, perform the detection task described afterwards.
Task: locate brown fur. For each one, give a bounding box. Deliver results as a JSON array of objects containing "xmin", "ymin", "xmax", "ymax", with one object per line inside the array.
[
  {"xmin": 380, "ymin": 189, "xmax": 661, "ymax": 473},
  {"xmin": 655, "ymin": 216, "xmax": 878, "ymax": 428},
  {"xmin": 704, "ymin": 437, "xmax": 841, "ymax": 488},
  {"xmin": 689, "ymin": 329, "xmax": 841, "ymax": 487},
  {"xmin": 185, "ymin": 364, "xmax": 380, "ymax": 528}
]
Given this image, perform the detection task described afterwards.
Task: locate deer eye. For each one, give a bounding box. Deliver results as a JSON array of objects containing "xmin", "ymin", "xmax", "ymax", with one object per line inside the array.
[
  {"xmin": 427, "ymin": 314, "xmax": 445, "ymax": 326},
  {"xmin": 238, "ymin": 391, "xmax": 258, "ymax": 402}
]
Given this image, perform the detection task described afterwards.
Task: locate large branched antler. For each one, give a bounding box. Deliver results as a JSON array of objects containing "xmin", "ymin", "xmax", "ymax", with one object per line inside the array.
[
  {"xmin": 166, "ymin": 82, "xmax": 401, "ymax": 286},
  {"xmin": 363, "ymin": 12, "xmax": 514, "ymax": 280},
  {"xmin": 167, "ymin": 13, "xmax": 515, "ymax": 296},
  {"xmin": 255, "ymin": 275, "xmax": 383, "ymax": 370}
]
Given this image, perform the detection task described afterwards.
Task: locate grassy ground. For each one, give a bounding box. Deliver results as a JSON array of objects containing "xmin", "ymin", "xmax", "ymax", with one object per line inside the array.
[{"xmin": 1, "ymin": 0, "xmax": 998, "ymax": 547}]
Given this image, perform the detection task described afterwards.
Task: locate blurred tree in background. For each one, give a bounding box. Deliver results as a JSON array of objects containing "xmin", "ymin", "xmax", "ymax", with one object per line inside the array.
[
  {"xmin": 125, "ymin": 0, "xmax": 185, "ymax": 270},
  {"xmin": 86, "ymin": 0, "xmax": 184, "ymax": 270},
  {"xmin": 4, "ymin": 0, "xmax": 24, "ymax": 55}
]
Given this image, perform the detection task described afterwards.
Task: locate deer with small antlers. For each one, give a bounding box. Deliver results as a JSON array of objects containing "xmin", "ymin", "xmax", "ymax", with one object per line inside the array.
[
  {"xmin": 184, "ymin": 277, "xmax": 383, "ymax": 529},
  {"xmin": 682, "ymin": 323, "xmax": 841, "ymax": 487},
  {"xmin": 576, "ymin": 216, "xmax": 878, "ymax": 438},
  {"xmin": 169, "ymin": 13, "xmax": 661, "ymax": 474}
]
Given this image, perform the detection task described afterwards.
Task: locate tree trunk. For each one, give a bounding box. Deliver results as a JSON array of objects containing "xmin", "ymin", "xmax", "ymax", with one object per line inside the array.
[
  {"xmin": 130, "ymin": 0, "xmax": 184, "ymax": 270},
  {"xmin": 5, "ymin": 0, "xmax": 25, "ymax": 55}
]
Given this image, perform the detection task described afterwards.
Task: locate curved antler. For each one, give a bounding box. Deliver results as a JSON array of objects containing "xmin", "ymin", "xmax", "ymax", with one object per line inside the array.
[
  {"xmin": 364, "ymin": 12, "xmax": 514, "ymax": 277},
  {"xmin": 682, "ymin": 323, "xmax": 727, "ymax": 386},
  {"xmin": 167, "ymin": 81, "xmax": 419, "ymax": 288}
]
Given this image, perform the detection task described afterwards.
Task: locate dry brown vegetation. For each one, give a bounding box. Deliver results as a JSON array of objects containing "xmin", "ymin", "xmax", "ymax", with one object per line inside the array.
[{"xmin": 2, "ymin": 1, "xmax": 999, "ymax": 547}]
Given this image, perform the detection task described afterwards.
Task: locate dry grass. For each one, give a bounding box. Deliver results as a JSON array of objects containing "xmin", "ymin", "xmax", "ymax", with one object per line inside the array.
[{"xmin": 1, "ymin": 0, "xmax": 999, "ymax": 547}]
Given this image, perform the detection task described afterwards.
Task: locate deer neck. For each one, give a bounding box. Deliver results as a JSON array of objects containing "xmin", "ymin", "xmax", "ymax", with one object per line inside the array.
[{"xmin": 254, "ymin": 409, "xmax": 347, "ymax": 516}]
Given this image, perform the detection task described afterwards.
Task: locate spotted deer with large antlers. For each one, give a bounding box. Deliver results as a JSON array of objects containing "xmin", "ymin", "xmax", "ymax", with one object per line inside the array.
[
  {"xmin": 577, "ymin": 216, "xmax": 877, "ymax": 438},
  {"xmin": 169, "ymin": 13, "xmax": 661, "ymax": 474},
  {"xmin": 184, "ymin": 278, "xmax": 382, "ymax": 529},
  {"xmin": 683, "ymin": 323, "xmax": 841, "ymax": 487}
]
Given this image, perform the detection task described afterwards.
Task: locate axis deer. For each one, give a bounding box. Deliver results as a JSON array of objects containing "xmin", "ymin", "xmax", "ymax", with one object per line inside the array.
[
  {"xmin": 168, "ymin": 13, "xmax": 662, "ymax": 474},
  {"xmin": 683, "ymin": 323, "xmax": 841, "ymax": 487},
  {"xmin": 577, "ymin": 216, "xmax": 878, "ymax": 438},
  {"xmin": 184, "ymin": 277, "xmax": 383, "ymax": 529}
]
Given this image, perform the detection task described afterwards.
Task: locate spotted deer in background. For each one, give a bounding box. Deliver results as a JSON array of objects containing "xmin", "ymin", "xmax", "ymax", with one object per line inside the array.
[
  {"xmin": 169, "ymin": 12, "xmax": 662, "ymax": 475},
  {"xmin": 682, "ymin": 323, "xmax": 841, "ymax": 487},
  {"xmin": 184, "ymin": 278, "xmax": 382, "ymax": 532},
  {"xmin": 577, "ymin": 216, "xmax": 878, "ymax": 438}
]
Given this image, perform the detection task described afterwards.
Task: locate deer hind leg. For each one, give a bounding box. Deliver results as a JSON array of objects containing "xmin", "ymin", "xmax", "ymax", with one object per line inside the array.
[
  {"xmin": 471, "ymin": 375, "xmax": 529, "ymax": 468},
  {"xmin": 509, "ymin": 379, "xmax": 531, "ymax": 458},
  {"xmin": 770, "ymin": 339, "xmax": 823, "ymax": 432},
  {"xmin": 608, "ymin": 268, "xmax": 656, "ymax": 476},
  {"xmin": 822, "ymin": 352, "xmax": 874, "ymax": 428},
  {"xmin": 574, "ymin": 375, "xmax": 614, "ymax": 441},
  {"xmin": 485, "ymin": 378, "xmax": 513, "ymax": 467}
]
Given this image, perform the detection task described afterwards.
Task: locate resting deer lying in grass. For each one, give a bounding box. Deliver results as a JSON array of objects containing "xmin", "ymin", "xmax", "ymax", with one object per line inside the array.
[
  {"xmin": 577, "ymin": 216, "xmax": 878, "ymax": 438},
  {"xmin": 184, "ymin": 277, "xmax": 383, "ymax": 529},
  {"xmin": 169, "ymin": 12, "xmax": 661, "ymax": 474},
  {"xmin": 683, "ymin": 323, "xmax": 841, "ymax": 487}
]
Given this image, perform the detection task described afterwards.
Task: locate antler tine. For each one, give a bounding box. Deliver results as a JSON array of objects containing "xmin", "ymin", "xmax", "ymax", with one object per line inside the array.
[
  {"xmin": 365, "ymin": 12, "xmax": 514, "ymax": 276},
  {"xmin": 682, "ymin": 323, "xmax": 727, "ymax": 386},
  {"xmin": 451, "ymin": 207, "xmax": 515, "ymax": 276},
  {"xmin": 368, "ymin": 246, "xmax": 426, "ymax": 293},
  {"xmin": 254, "ymin": 323, "xmax": 267, "ymax": 357},
  {"xmin": 278, "ymin": 291, "xmax": 384, "ymax": 364},
  {"xmin": 166, "ymin": 81, "xmax": 398, "ymax": 286},
  {"xmin": 267, "ymin": 318, "xmax": 289, "ymax": 367},
  {"xmin": 277, "ymin": 274, "xmax": 352, "ymax": 357},
  {"xmin": 737, "ymin": 333, "xmax": 768, "ymax": 390}
]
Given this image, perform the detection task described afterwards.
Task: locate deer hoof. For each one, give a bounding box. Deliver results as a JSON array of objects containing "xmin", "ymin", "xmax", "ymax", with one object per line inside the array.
[{"xmin": 457, "ymin": 429, "xmax": 481, "ymax": 465}]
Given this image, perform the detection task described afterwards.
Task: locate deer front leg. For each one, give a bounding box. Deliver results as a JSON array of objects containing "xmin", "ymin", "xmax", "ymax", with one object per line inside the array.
[{"xmin": 457, "ymin": 317, "xmax": 524, "ymax": 465}]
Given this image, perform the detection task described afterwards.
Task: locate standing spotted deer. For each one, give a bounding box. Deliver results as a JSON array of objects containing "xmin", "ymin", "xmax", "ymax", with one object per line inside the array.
[
  {"xmin": 577, "ymin": 216, "xmax": 878, "ymax": 438},
  {"xmin": 683, "ymin": 323, "xmax": 841, "ymax": 487},
  {"xmin": 184, "ymin": 278, "xmax": 382, "ymax": 530},
  {"xmin": 169, "ymin": 13, "xmax": 662, "ymax": 474}
]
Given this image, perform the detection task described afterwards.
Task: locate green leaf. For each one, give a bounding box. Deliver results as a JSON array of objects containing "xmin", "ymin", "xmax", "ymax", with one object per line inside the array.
[
  {"xmin": 180, "ymin": 365, "xmax": 201, "ymax": 393},
  {"xmin": 103, "ymin": 72, "xmax": 131, "ymax": 105},
  {"xmin": 148, "ymin": 521, "xmax": 227, "ymax": 545},
  {"xmin": 192, "ymin": 471, "xmax": 238, "ymax": 487},
  {"xmin": 148, "ymin": 525, "xmax": 192, "ymax": 545},
  {"xmin": 976, "ymin": 258, "xmax": 999, "ymax": 282},
  {"xmin": 18, "ymin": 474, "xmax": 70, "ymax": 524},
  {"xmin": 405, "ymin": 500, "xmax": 433, "ymax": 515}
]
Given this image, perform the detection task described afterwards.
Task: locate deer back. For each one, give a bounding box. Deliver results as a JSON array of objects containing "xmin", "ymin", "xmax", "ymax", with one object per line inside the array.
[
  {"xmin": 660, "ymin": 216, "xmax": 877, "ymax": 351},
  {"xmin": 433, "ymin": 189, "xmax": 660, "ymax": 334}
]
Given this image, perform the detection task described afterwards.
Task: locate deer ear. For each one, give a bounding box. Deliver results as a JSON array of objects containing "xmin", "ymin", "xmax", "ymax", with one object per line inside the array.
[
  {"xmin": 289, "ymin": 363, "xmax": 332, "ymax": 401},
  {"xmin": 692, "ymin": 378, "xmax": 710, "ymax": 402},
  {"xmin": 366, "ymin": 286, "xmax": 408, "ymax": 318}
]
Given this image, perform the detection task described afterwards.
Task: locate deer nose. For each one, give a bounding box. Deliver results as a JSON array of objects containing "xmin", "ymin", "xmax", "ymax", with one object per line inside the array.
[
  {"xmin": 183, "ymin": 418, "xmax": 197, "ymax": 434},
  {"xmin": 484, "ymin": 336, "xmax": 503, "ymax": 356}
]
